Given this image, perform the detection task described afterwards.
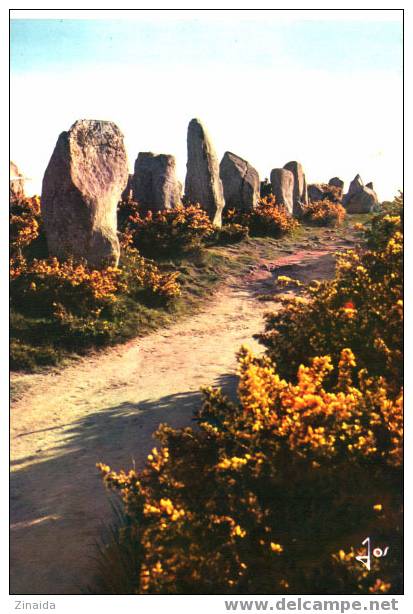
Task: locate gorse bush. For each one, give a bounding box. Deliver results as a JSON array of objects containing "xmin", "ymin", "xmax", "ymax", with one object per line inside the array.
[
  {"xmin": 258, "ymin": 199, "xmax": 402, "ymax": 392},
  {"xmin": 10, "ymin": 246, "xmax": 181, "ymax": 367},
  {"xmin": 11, "ymin": 250, "xmax": 180, "ymax": 317},
  {"xmin": 301, "ymin": 200, "xmax": 346, "ymax": 227},
  {"xmin": 309, "ymin": 184, "xmax": 343, "ymax": 204},
  {"xmin": 10, "ymin": 196, "xmax": 44, "ymax": 259},
  {"xmin": 210, "ymin": 223, "xmax": 250, "ymax": 245},
  {"xmin": 10, "ymin": 196, "xmax": 182, "ymax": 369},
  {"xmin": 118, "ymin": 202, "xmax": 215, "ymax": 256},
  {"xmin": 362, "ymin": 193, "xmax": 403, "ymax": 250},
  {"xmin": 224, "ymin": 196, "xmax": 298, "ymax": 238},
  {"xmin": 98, "ymin": 348, "xmax": 402, "ymax": 594},
  {"xmin": 97, "ymin": 194, "xmax": 403, "ymax": 594}
]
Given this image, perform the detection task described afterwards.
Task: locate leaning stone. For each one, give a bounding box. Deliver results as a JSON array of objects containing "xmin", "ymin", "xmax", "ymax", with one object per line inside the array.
[
  {"xmin": 41, "ymin": 119, "xmax": 128, "ymax": 268},
  {"xmin": 132, "ymin": 152, "xmax": 181, "ymax": 212},
  {"xmin": 220, "ymin": 151, "xmax": 259, "ymax": 211},
  {"xmin": 270, "ymin": 168, "xmax": 294, "ymax": 214},
  {"xmin": 185, "ymin": 118, "xmax": 225, "ymax": 226},
  {"xmin": 283, "ymin": 161, "xmax": 308, "ymax": 216}
]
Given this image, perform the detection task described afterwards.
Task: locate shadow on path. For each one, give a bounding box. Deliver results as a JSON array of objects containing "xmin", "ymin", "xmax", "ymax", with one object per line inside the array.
[{"xmin": 10, "ymin": 373, "xmax": 238, "ymax": 594}]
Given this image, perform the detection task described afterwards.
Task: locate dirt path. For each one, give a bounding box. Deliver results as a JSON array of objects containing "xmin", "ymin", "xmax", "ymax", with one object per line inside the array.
[{"xmin": 10, "ymin": 236, "xmax": 353, "ymax": 594}]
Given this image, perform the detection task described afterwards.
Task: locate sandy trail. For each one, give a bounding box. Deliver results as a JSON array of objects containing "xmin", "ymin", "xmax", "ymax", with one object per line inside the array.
[{"xmin": 10, "ymin": 240, "xmax": 348, "ymax": 595}]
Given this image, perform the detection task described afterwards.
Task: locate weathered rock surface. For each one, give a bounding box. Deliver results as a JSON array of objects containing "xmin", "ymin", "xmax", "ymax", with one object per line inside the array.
[
  {"xmin": 185, "ymin": 118, "xmax": 225, "ymax": 226},
  {"xmin": 283, "ymin": 161, "xmax": 308, "ymax": 216},
  {"xmin": 10, "ymin": 161, "xmax": 26, "ymax": 200},
  {"xmin": 220, "ymin": 151, "xmax": 259, "ymax": 211},
  {"xmin": 132, "ymin": 152, "xmax": 181, "ymax": 212},
  {"xmin": 343, "ymin": 174, "xmax": 378, "ymax": 213},
  {"xmin": 41, "ymin": 119, "xmax": 128, "ymax": 268},
  {"xmin": 270, "ymin": 168, "xmax": 294, "ymax": 214}
]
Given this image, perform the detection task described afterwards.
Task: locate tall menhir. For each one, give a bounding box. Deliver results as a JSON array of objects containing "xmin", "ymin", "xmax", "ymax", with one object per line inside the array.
[
  {"xmin": 185, "ymin": 118, "xmax": 225, "ymax": 226},
  {"xmin": 41, "ymin": 119, "xmax": 129, "ymax": 268}
]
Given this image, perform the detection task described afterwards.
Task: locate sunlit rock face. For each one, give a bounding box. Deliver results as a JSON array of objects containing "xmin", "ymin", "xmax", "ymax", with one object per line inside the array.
[{"xmin": 41, "ymin": 119, "xmax": 128, "ymax": 268}]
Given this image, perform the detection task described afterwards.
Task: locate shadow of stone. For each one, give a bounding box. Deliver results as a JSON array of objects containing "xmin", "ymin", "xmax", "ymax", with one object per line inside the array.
[{"xmin": 10, "ymin": 373, "xmax": 239, "ymax": 595}]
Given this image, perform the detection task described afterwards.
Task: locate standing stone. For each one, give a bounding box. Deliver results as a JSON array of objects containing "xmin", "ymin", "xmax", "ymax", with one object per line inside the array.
[
  {"xmin": 260, "ymin": 178, "xmax": 273, "ymax": 198},
  {"xmin": 343, "ymin": 174, "xmax": 378, "ymax": 213},
  {"xmin": 132, "ymin": 152, "xmax": 181, "ymax": 212},
  {"xmin": 346, "ymin": 187, "xmax": 378, "ymax": 213},
  {"xmin": 185, "ymin": 118, "xmax": 225, "ymax": 226},
  {"xmin": 121, "ymin": 174, "xmax": 134, "ymax": 201},
  {"xmin": 307, "ymin": 183, "xmax": 325, "ymax": 202},
  {"xmin": 329, "ymin": 177, "xmax": 344, "ymax": 191},
  {"xmin": 270, "ymin": 168, "xmax": 294, "ymax": 214},
  {"xmin": 10, "ymin": 161, "xmax": 26, "ymax": 200},
  {"xmin": 220, "ymin": 151, "xmax": 259, "ymax": 211},
  {"xmin": 41, "ymin": 119, "xmax": 128, "ymax": 268},
  {"xmin": 283, "ymin": 161, "xmax": 308, "ymax": 216},
  {"xmin": 343, "ymin": 174, "xmax": 364, "ymax": 205}
]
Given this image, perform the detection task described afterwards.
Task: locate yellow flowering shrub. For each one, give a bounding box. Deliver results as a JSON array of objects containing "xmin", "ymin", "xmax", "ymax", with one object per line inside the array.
[
  {"xmin": 96, "ymin": 196, "xmax": 402, "ymax": 594},
  {"xmin": 224, "ymin": 196, "xmax": 299, "ymax": 238},
  {"xmin": 10, "ymin": 196, "xmax": 42, "ymax": 258},
  {"xmin": 118, "ymin": 201, "xmax": 215, "ymax": 256},
  {"xmin": 301, "ymin": 200, "xmax": 346, "ymax": 227},
  {"xmin": 258, "ymin": 198, "xmax": 403, "ymax": 392},
  {"xmin": 98, "ymin": 347, "xmax": 402, "ymax": 594},
  {"xmin": 11, "ymin": 196, "xmax": 181, "ymax": 369},
  {"xmin": 11, "ymin": 248, "xmax": 180, "ymax": 316},
  {"xmin": 308, "ymin": 184, "xmax": 343, "ymax": 204}
]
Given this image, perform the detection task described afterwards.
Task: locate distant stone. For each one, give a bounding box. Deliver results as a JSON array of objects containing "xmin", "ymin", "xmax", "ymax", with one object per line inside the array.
[
  {"xmin": 343, "ymin": 174, "xmax": 364, "ymax": 205},
  {"xmin": 260, "ymin": 178, "xmax": 273, "ymax": 198},
  {"xmin": 283, "ymin": 161, "xmax": 308, "ymax": 216},
  {"xmin": 307, "ymin": 183, "xmax": 325, "ymax": 202},
  {"xmin": 121, "ymin": 174, "xmax": 134, "ymax": 201},
  {"xmin": 343, "ymin": 174, "xmax": 378, "ymax": 213},
  {"xmin": 270, "ymin": 168, "xmax": 294, "ymax": 214},
  {"xmin": 366, "ymin": 181, "xmax": 374, "ymax": 190},
  {"xmin": 41, "ymin": 119, "xmax": 128, "ymax": 268},
  {"xmin": 132, "ymin": 152, "xmax": 181, "ymax": 212},
  {"xmin": 10, "ymin": 161, "xmax": 25, "ymax": 200},
  {"xmin": 185, "ymin": 118, "xmax": 225, "ymax": 226},
  {"xmin": 308, "ymin": 182, "xmax": 343, "ymax": 203},
  {"xmin": 328, "ymin": 177, "xmax": 344, "ymax": 190},
  {"xmin": 220, "ymin": 151, "xmax": 259, "ymax": 211},
  {"xmin": 346, "ymin": 187, "xmax": 378, "ymax": 213}
]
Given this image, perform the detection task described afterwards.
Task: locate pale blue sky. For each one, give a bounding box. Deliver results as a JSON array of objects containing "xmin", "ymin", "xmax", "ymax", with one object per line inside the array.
[
  {"xmin": 11, "ymin": 19, "xmax": 402, "ymax": 73},
  {"xmin": 10, "ymin": 16, "xmax": 403, "ymax": 199}
]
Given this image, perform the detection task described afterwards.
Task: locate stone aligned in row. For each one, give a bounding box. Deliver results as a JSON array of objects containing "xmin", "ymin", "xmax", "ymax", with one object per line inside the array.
[{"xmin": 22, "ymin": 116, "xmax": 378, "ymax": 269}]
